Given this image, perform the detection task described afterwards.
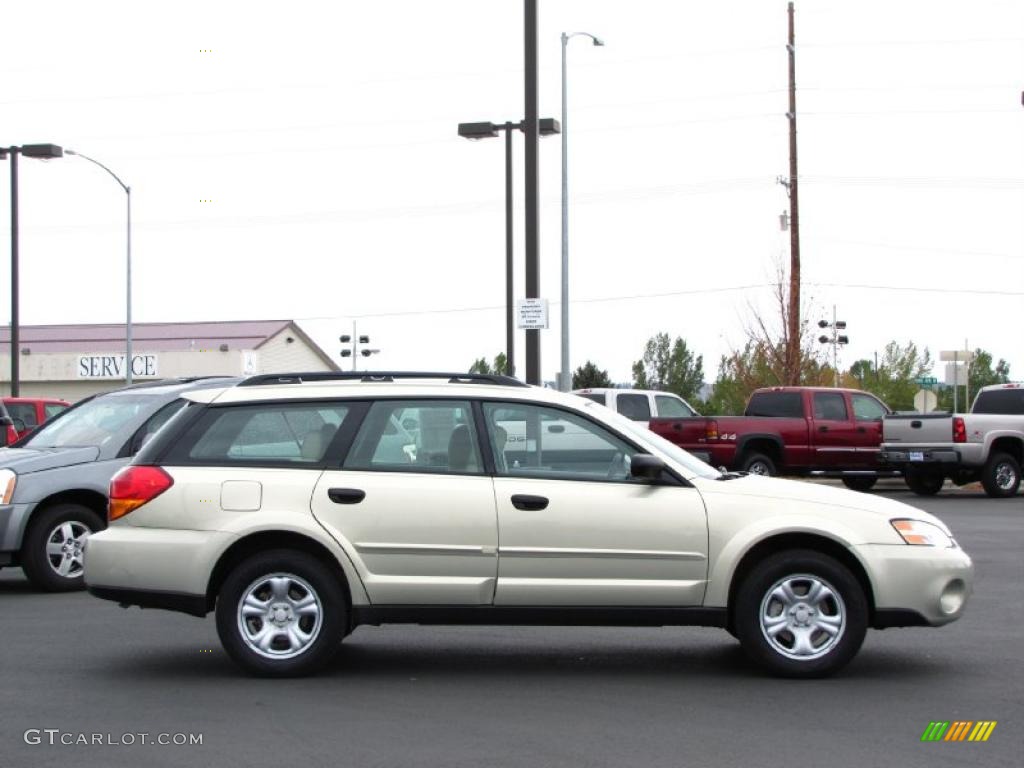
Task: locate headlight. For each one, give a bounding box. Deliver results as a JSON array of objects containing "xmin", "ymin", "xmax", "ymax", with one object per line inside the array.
[
  {"xmin": 891, "ymin": 519, "xmax": 956, "ymax": 548},
  {"xmin": 0, "ymin": 469, "xmax": 15, "ymax": 505}
]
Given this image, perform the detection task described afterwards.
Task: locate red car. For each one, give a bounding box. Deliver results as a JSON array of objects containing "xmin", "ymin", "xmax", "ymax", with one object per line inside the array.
[
  {"xmin": 649, "ymin": 387, "xmax": 892, "ymax": 490},
  {"xmin": 1, "ymin": 397, "xmax": 71, "ymax": 446}
]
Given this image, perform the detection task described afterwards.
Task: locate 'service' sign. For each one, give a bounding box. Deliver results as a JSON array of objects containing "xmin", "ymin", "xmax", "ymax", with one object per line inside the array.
[{"xmin": 78, "ymin": 354, "xmax": 158, "ymax": 379}]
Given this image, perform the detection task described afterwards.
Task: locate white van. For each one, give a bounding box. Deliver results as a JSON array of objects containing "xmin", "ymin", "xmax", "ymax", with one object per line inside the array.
[{"xmin": 573, "ymin": 388, "xmax": 700, "ymax": 423}]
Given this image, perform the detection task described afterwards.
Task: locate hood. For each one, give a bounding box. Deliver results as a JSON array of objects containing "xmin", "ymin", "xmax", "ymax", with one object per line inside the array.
[
  {"xmin": 0, "ymin": 446, "xmax": 101, "ymax": 474},
  {"xmin": 696, "ymin": 475, "xmax": 951, "ymax": 533}
]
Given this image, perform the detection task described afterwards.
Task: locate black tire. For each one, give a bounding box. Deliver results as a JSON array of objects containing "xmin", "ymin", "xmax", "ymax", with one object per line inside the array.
[
  {"xmin": 733, "ymin": 549, "xmax": 868, "ymax": 678},
  {"xmin": 980, "ymin": 452, "xmax": 1021, "ymax": 498},
  {"xmin": 216, "ymin": 549, "xmax": 347, "ymax": 677},
  {"xmin": 21, "ymin": 503, "xmax": 103, "ymax": 592},
  {"xmin": 741, "ymin": 452, "xmax": 777, "ymax": 477},
  {"xmin": 841, "ymin": 477, "xmax": 877, "ymax": 492},
  {"xmin": 904, "ymin": 468, "xmax": 944, "ymax": 496}
]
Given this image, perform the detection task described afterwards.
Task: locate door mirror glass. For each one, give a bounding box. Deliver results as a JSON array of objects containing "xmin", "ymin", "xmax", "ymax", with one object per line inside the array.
[{"xmin": 630, "ymin": 454, "xmax": 665, "ymax": 480}]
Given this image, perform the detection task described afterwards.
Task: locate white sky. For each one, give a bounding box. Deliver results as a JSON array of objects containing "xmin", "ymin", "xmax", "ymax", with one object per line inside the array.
[{"xmin": 2, "ymin": 0, "xmax": 1022, "ymax": 384}]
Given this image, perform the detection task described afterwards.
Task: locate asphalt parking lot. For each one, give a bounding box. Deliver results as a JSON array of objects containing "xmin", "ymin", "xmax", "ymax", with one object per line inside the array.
[{"xmin": 1, "ymin": 489, "xmax": 1020, "ymax": 768}]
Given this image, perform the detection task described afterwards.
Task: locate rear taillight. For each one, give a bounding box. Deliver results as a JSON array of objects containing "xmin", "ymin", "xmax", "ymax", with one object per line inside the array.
[
  {"xmin": 706, "ymin": 420, "xmax": 719, "ymax": 440},
  {"xmin": 108, "ymin": 466, "xmax": 174, "ymax": 522},
  {"xmin": 952, "ymin": 417, "xmax": 967, "ymax": 444}
]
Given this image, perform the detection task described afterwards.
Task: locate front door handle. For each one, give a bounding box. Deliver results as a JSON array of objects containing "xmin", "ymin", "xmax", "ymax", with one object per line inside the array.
[
  {"xmin": 856, "ymin": 426, "xmax": 867, "ymax": 433},
  {"xmin": 547, "ymin": 424, "xmax": 565, "ymax": 434},
  {"xmin": 328, "ymin": 488, "xmax": 366, "ymax": 505},
  {"xmin": 511, "ymin": 494, "xmax": 548, "ymax": 511},
  {"xmin": 818, "ymin": 425, "xmax": 829, "ymax": 432}
]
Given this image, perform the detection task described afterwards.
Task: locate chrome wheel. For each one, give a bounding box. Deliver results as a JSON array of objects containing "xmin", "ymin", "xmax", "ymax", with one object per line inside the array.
[
  {"xmin": 237, "ymin": 573, "xmax": 323, "ymax": 660},
  {"xmin": 994, "ymin": 461, "xmax": 1017, "ymax": 491},
  {"xmin": 760, "ymin": 574, "xmax": 846, "ymax": 661},
  {"xmin": 748, "ymin": 461, "xmax": 771, "ymax": 476},
  {"xmin": 44, "ymin": 520, "xmax": 92, "ymax": 578}
]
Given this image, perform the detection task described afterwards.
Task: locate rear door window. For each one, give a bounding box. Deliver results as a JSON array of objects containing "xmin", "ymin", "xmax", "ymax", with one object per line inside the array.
[
  {"xmin": 617, "ymin": 394, "xmax": 652, "ymax": 421},
  {"xmin": 813, "ymin": 392, "xmax": 849, "ymax": 421},
  {"xmin": 578, "ymin": 393, "xmax": 606, "ymax": 406},
  {"xmin": 655, "ymin": 395, "xmax": 695, "ymax": 418},
  {"xmin": 745, "ymin": 392, "xmax": 803, "ymax": 418}
]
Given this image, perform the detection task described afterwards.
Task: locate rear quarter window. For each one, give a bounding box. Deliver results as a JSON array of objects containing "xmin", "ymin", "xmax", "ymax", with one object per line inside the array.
[
  {"xmin": 745, "ymin": 392, "xmax": 804, "ymax": 418},
  {"xmin": 972, "ymin": 389, "xmax": 1024, "ymax": 415}
]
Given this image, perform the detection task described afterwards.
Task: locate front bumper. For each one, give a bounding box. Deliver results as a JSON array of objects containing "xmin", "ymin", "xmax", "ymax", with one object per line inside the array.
[
  {"xmin": 84, "ymin": 524, "xmax": 236, "ymax": 608},
  {"xmin": 857, "ymin": 543, "xmax": 973, "ymax": 627},
  {"xmin": 0, "ymin": 501, "xmax": 33, "ymax": 555}
]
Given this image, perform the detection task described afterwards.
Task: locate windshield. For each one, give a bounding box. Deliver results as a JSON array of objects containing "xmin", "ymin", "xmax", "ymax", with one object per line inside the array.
[
  {"xmin": 579, "ymin": 400, "xmax": 720, "ymax": 479},
  {"xmin": 20, "ymin": 393, "xmax": 162, "ymax": 449}
]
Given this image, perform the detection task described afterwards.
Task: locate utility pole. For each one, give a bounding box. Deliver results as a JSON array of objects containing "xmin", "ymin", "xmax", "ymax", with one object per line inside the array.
[
  {"xmin": 785, "ymin": 1, "xmax": 802, "ymax": 385},
  {"xmin": 523, "ymin": 0, "xmax": 541, "ymax": 385}
]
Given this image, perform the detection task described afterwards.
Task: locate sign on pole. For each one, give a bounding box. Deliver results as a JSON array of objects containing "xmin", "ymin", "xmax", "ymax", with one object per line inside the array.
[
  {"xmin": 939, "ymin": 350, "xmax": 975, "ymax": 363},
  {"xmin": 914, "ymin": 389, "xmax": 938, "ymax": 413},
  {"xmin": 915, "ymin": 376, "xmax": 938, "ymax": 387},
  {"xmin": 516, "ymin": 298, "xmax": 549, "ymax": 330}
]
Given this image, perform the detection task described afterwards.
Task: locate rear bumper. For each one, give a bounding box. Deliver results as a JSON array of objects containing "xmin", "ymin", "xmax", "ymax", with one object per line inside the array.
[
  {"xmin": 83, "ymin": 524, "xmax": 235, "ymax": 598},
  {"xmin": 88, "ymin": 585, "xmax": 208, "ymax": 617},
  {"xmin": 879, "ymin": 448, "xmax": 960, "ymax": 467},
  {"xmin": 856, "ymin": 543, "xmax": 973, "ymax": 627}
]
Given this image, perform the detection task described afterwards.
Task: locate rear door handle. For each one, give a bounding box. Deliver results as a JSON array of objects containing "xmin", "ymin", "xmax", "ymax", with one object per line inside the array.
[
  {"xmin": 856, "ymin": 426, "xmax": 867, "ymax": 433},
  {"xmin": 328, "ymin": 488, "xmax": 366, "ymax": 505},
  {"xmin": 511, "ymin": 494, "xmax": 548, "ymax": 511},
  {"xmin": 547, "ymin": 424, "xmax": 565, "ymax": 434},
  {"xmin": 818, "ymin": 425, "xmax": 829, "ymax": 432}
]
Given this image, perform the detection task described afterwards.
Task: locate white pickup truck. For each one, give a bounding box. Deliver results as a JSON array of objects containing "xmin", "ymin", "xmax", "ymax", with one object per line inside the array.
[
  {"xmin": 572, "ymin": 388, "xmax": 700, "ymax": 422},
  {"xmin": 880, "ymin": 383, "xmax": 1024, "ymax": 497}
]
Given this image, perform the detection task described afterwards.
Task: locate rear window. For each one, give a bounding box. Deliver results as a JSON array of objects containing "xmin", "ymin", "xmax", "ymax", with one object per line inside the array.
[
  {"xmin": 745, "ymin": 392, "xmax": 804, "ymax": 418},
  {"xmin": 972, "ymin": 388, "xmax": 1024, "ymax": 415}
]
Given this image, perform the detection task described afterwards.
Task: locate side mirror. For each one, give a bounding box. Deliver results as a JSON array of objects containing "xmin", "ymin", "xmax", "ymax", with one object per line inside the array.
[{"xmin": 630, "ymin": 453, "xmax": 666, "ymax": 480}]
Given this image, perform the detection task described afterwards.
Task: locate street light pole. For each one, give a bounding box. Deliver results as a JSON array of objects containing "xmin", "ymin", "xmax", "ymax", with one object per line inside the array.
[
  {"xmin": 457, "ymin": 119, "xmax": 560, "ymax": 378},
  {"xmin": 66, "ymin": 150, "xmax": 133, "ymax": 384},
  {"xmin": 9, "ymin": 150, "xmax": 19, "ymax": 396},
  {"xmin": 559, "ymin": 31, "xmax": 603, "ymax": 391},
  {"xmin": 1, "ymin": 143, "xmax": 63, "ymax": 397}
]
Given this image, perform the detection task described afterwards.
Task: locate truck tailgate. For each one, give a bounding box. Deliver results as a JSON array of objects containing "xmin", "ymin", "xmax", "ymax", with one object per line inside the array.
[{"xmin": 882, "ymin": 413, "xmax": 952, "ymax": 445}]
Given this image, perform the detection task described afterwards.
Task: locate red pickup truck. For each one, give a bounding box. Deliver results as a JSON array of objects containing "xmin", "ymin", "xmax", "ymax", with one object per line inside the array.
[
  {"xmin": 1, "ymin": 397, "xmax": 71, "ymax": 446},
  {"xmin": 649, "ymin": 387, "xmax": 892, "ymax": 490}
]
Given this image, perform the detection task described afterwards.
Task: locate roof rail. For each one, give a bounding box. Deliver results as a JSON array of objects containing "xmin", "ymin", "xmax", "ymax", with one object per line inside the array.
[
  {"xmin": 115, "ymin": 375, "xmax": 239, "ymax": 391},
  {"xmin": 238, "ymin": 371, "xmax": 528, "ymax": 388}
]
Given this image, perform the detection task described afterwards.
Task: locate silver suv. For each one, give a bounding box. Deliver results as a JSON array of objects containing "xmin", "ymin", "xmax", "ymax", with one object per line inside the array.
[
  {"xmin": 0, "ymin": 377, "xmax": 238, "ymax": 590},
  {"xmin": 84, "ymin": 372, "xmax": 973, "ymax": 678}
]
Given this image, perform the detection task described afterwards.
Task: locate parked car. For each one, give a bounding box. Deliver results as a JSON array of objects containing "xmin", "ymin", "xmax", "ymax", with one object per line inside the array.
[
  {"xmin": 84, "ymin": 371, "xmax": 971, "ymax": 678},
  {"xmin": 573, "ymin": 388, "xmax": 700, "ymax": 422},
  {"xmin": 880, "ymin": 383, "xmax": 1024, "ymax": 497},
  {"xmin": 649, "ymin": 387, "xmax": 892, "ymax": 490},
  {"xmin": 1, "ymin": 396, "xmax": 70, "ymax": 446},
  {"xmin": 0, "ymin": 377, "xmax": 238, "ymax": 590}
]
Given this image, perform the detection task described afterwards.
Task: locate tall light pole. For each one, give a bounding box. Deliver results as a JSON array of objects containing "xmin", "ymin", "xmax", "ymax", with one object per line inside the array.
[
  {"xmin": 560, "ymin": 31, "xmax": 603, "ymax": 391},
  {"xmin": 457, "ymin": 118, "xmax": 560, "ymax": 377},
  {"xmin": 0, "ymin": 143, "xmax": 63, "ymax": 397},
  {"xmin": 817, "ymin": 306, "xmax": 848, "ymax": 388},
  {"xmin": 66, "ymin": 150, "xmax": 133, "ymax": 384}
]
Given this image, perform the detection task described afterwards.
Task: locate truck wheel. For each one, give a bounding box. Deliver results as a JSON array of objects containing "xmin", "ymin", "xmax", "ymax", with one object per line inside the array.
[
  {"xmin": 904, "ymin": 469, "xmax": 944, "ymax": 496},
  {"xmin": 21, "ymin": 503, "xmax": 103, "ymax": 592},
  {"xmin": 733, "ymin": 549, "xmax": 867, "ymax": 678},
  {"xmin": 841, "ymin": 477, "xmax": 877, "ymax": 492},
  {"xmin": 741, "ymin": 453, "xmax": 777, "ymax": 477},
  {"xmin": 980, "ymin": 453, "xmax": 1021, "ymax": 498},
  {"xmin": 216, "ymin": 549, "xmax": 347, "ymax": 677}
]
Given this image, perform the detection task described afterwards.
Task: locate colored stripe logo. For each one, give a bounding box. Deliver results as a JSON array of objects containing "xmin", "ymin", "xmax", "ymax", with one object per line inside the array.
[{"xmin": 921, "ymin": 721, "xmax": 997, "ymax": 742}]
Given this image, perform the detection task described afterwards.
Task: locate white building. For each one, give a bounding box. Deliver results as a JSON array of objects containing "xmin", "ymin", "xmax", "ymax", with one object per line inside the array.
[{"xmin": 0, "ymin": 319, "xmax": 339, "ymax": 401}]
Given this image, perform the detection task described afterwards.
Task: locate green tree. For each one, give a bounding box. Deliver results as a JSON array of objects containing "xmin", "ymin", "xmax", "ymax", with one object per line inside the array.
[
  {"xmin": 632, "ymin": 333, "xmax": 705, "ymax": 402},
  {"xmin": 572, "ymin": 360, "xmax": 613, "ymax": 389},
  {"xmin": 852, "ymin": 341, "xmax": 932, "ymax": 411},
  {"xmin": 468, "ymin": 352, "xmax": 509, "ymax": 376}
]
